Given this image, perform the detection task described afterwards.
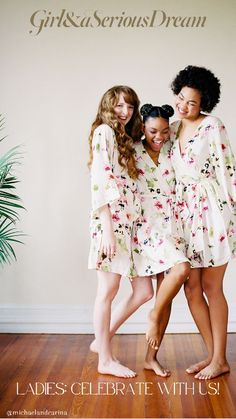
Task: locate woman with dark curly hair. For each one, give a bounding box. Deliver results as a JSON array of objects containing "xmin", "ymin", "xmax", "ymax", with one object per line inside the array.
[{"xmin": 170, "ymin": 65, "xmax": 236, "ymax": 379}]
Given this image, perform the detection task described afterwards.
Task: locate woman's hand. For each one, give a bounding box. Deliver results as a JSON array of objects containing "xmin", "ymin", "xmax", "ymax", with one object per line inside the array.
[
  {"xmin": 99, "ymin": 204, "xmax": 117, "ymax": 259},
  {"xmin": 101, "ymin": 227, "xmax": 116, "ymax": 259}
]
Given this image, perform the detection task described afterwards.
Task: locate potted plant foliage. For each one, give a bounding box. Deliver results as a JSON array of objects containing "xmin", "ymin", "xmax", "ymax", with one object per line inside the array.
[{"xmin": 0, "ymin": 114, "xmax": 24, "ymax": 266}]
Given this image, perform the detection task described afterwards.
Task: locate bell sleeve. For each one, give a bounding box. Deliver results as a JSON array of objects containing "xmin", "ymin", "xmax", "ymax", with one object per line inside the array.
[
  {"xmin": 209, "ymin": 117, "xmax": 236, "ymax": 213},
  {"xmin": 90, "ymin": 124, "xmax": 120, "ymax": 214}
]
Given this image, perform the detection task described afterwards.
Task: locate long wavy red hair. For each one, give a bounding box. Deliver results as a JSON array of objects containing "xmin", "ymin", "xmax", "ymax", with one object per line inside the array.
[{"xmin": 88, "ymin": 85, "xmax": 142, "ymax": 179}]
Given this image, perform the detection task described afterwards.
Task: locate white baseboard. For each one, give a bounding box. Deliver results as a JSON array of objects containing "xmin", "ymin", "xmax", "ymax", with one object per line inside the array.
[{"xmin": 0, "ymin": 303, "xmax": 235, "ymax": 334}]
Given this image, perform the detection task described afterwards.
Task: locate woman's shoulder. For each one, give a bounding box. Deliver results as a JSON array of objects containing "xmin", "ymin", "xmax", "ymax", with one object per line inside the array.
[
  {"xmin": 134, "ymin": 140, "xmax": 143, "ymax": 150},
  {"xmin": 202, "ymin": 114, "xmax": 225, "ymax": 129},
  {"xmin": 133, "ymin": 140, "xmax": 145, "ymax": 157},
  {"xmin": 170, "ymin": 120, "xmax": 180, "ymax": 128},
  {"xmin": 94, "ymin": 123, "xmax": 115, "ymax": 136},
  {"xmin": 170, "ymin": 120, "xmax": 181, "ymax": 136}
]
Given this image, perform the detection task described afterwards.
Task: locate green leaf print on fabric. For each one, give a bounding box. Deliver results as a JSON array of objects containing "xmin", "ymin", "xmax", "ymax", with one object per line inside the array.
[
  {"xmin": 144, "ymin": 163, "xmax": 156, "ymax": 174},
  {"xmin": 146, "ymin": 179, "xmax": 156, "ymax": 189},
  {"xmin": 209, "ymin": 227, "xmax": 214, "ymax": 237},
  {"xmin": 117, "ymin": 237, "xmax": 128, "ymax": 252},
  {"xmin": 225, "ymin": 155, "xmax": 233, "ymax": 167},
  {"xmin": 129, "ymin": 266, "xmax": 137, "ymax": 277}
]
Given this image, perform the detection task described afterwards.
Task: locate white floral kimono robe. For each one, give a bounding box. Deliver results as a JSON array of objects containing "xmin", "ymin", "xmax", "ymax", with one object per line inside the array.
[
  {"xmin": 132, "ymin": 141, "xmax": 188, "ymax": 276},
  {"xmin": 88, "ymin": 124, "xmax": 141, "ymax": 277},
  {"xmin": 170, "ymin": 116, "xmax": 236, "ymax": 267}
]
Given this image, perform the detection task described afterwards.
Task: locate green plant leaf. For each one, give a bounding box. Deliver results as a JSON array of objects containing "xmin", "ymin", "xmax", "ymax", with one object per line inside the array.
[{"xmin": 0, "ymin": 117, "xmax": 25, "ymax": 266}]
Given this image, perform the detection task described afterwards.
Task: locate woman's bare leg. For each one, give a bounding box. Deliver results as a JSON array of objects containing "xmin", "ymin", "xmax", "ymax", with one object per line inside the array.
[
  {"xmin": 144, "ymin": 273, "xmax": 172, "ymax": 375},
  {"xmin": 146, "ymin": 262, "xmax": 190, "ymax": 349},
  {"xmin": 93, "ymin": 270, "xmax": 136, "ymax": 377},
  {"xmin": 195, "ymin": 264, "xmax": 230, "ymax": 379},
  {"xmin": 184, "ymin": 268, "xmax": 213, "ymax": 374},
  {"xmin": 91, "ymin": 275, "xmax": 153, "ymax": 352}
]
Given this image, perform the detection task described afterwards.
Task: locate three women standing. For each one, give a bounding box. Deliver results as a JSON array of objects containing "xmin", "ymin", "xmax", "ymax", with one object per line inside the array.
[{"xmin": 88, "ymin": 66, "xmax": 236, "ymax": 380}]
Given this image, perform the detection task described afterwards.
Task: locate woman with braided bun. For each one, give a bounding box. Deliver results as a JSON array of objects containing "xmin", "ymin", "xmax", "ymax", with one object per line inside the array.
[
  {"xmin": 132, "ymin": 104, "xmax": 190, "ymax": 376},
  {"xmin": 170, "ymin": 65, "xmax": 236, "ymax": 379}
]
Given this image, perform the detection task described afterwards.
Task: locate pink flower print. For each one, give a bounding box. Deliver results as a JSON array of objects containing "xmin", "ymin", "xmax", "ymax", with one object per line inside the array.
[
  {"xmin": 154, "ymin": 201, "xmax": 163, "ymax": 209},
  {"xmin": 188, "ymin": 157, "xmax": 195, "ymax": 165},
  {"xmin": 177, "ymin": 201, "xmax": 185, "ymax": 208},
  {"xmin": 159, "ymin": 260, "xmax": 164, "ymax": 264},
  {"xmin": 192, "ymin": 232, "xmax": 196, "ymax": 237},
  {"xmin": 192, "ymin": 185, "xmax": 197, "ymax": 192},
  {"xmin": 166, "ymin": 198, "xmax": 172, "ymax": 205},
  {"xmin": 158, "ymin": 239, "xmax": 164, "ymax": 246},
  {"xmin": 105, "ymin": 165, "xmax": 111, "ymax": 171},
  {"xmin": 219, "ymin": 235, "xmax": 225, "ymax": 242},
  {"xmin": 141, "ymin": 196, "xmax": 145, "ymax": 203},
  {"xmin": 92, "ymin": 232, "xmax": 97, "ymax": 238},
  {"xmin": 109, "ymin": 174, "xmax": 115, "ymax": 180},
  {"xmin": 163, "ymin": 169, "xmax": 170, "ymax": 176},
  {"xmin": 203, "ymin": 206, "xmax": 209, "ymax": 211},
  {"xmin": 147, "ymin": 226, "xmax": 152, "ymax": 234},
  {"xmin": 138, "ymin": 169, "xmax": 145, "ymax": 175},
  {"xmin": 112, "ymin": 213, "xmax": 120, "ymax": 222},
  {"xmin": 221, "ymin": 144, "xmax": 226, "ymax": 151},
  {"xmin": 133, "ymin": 236, "xmax": 138, "ymax": 244}
]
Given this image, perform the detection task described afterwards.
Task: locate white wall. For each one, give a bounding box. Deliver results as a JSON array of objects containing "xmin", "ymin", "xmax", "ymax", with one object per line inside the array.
[{"xmin": 0, "ymin": 0, "xmax": 235, "ymax": 333}]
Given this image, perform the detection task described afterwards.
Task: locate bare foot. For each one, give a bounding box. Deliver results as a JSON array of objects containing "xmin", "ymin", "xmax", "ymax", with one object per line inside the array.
[
  {"xmin": 90, "ymin": 339, "xmax": 119, "ymax": 362},
  {"xmin": 90, "ymin": 339, "xmax": 98, "ymax": 353},
  {"xmin": 144, "ymin": 359, "xmax": 171, "ymax": 377},
  {"xmin": 186, "ymin": 358, "xmax": 211, "ymax": 374},
  {"xmin": 98, "ymin": 360, "xmax": 136, "ymax": 378},
  {"xmin": 146, "ymin": 309, "xmax": 160, "ymax": 350},
  {"xmin": 195, "ymin": 361, "xmax": 230, "ymax": 380}
]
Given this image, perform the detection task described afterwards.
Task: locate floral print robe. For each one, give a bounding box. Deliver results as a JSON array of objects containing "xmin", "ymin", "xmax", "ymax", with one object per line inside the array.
[
  {"xmin": 170, "ymin": 115, "xmax": 236, "ymax": 267},
  {"xmin": 132, "ymin": 141, "xmax": 188, "ymax": 276},
  {"xmin": 88, "ymin": 124, "xmax": 141, "ymax": 277}
]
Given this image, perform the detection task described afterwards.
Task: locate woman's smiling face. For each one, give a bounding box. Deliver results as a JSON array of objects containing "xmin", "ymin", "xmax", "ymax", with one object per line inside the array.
[
  {"xmin": 114, "ymin": 93, "xmax": 134, "ymax": 126},
  {"xmin": 175, "ymin": 86, "xmax": 201, "ymax": 121},
  {"xmin": 144, "ymin": 116, "xmax": 170, "ymax": 152}
]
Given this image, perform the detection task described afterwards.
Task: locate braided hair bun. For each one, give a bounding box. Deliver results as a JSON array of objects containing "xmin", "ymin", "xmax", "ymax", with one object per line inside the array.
[
  {"xmin": 161, "ymin": 105, "xmax": 174, "ymax": 118},
  {"xmin": 140, "ymin": 104, "xmax": 153, "ymax": 117},
  {"xmin": 140, "ymin": 103, "xmax": 174, "ymax": 122}
]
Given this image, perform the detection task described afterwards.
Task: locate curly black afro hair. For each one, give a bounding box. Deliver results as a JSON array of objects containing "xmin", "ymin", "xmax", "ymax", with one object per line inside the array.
[{"xmin": 171, "ymin": 65, "xmax": 221, "ymax": 113}]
